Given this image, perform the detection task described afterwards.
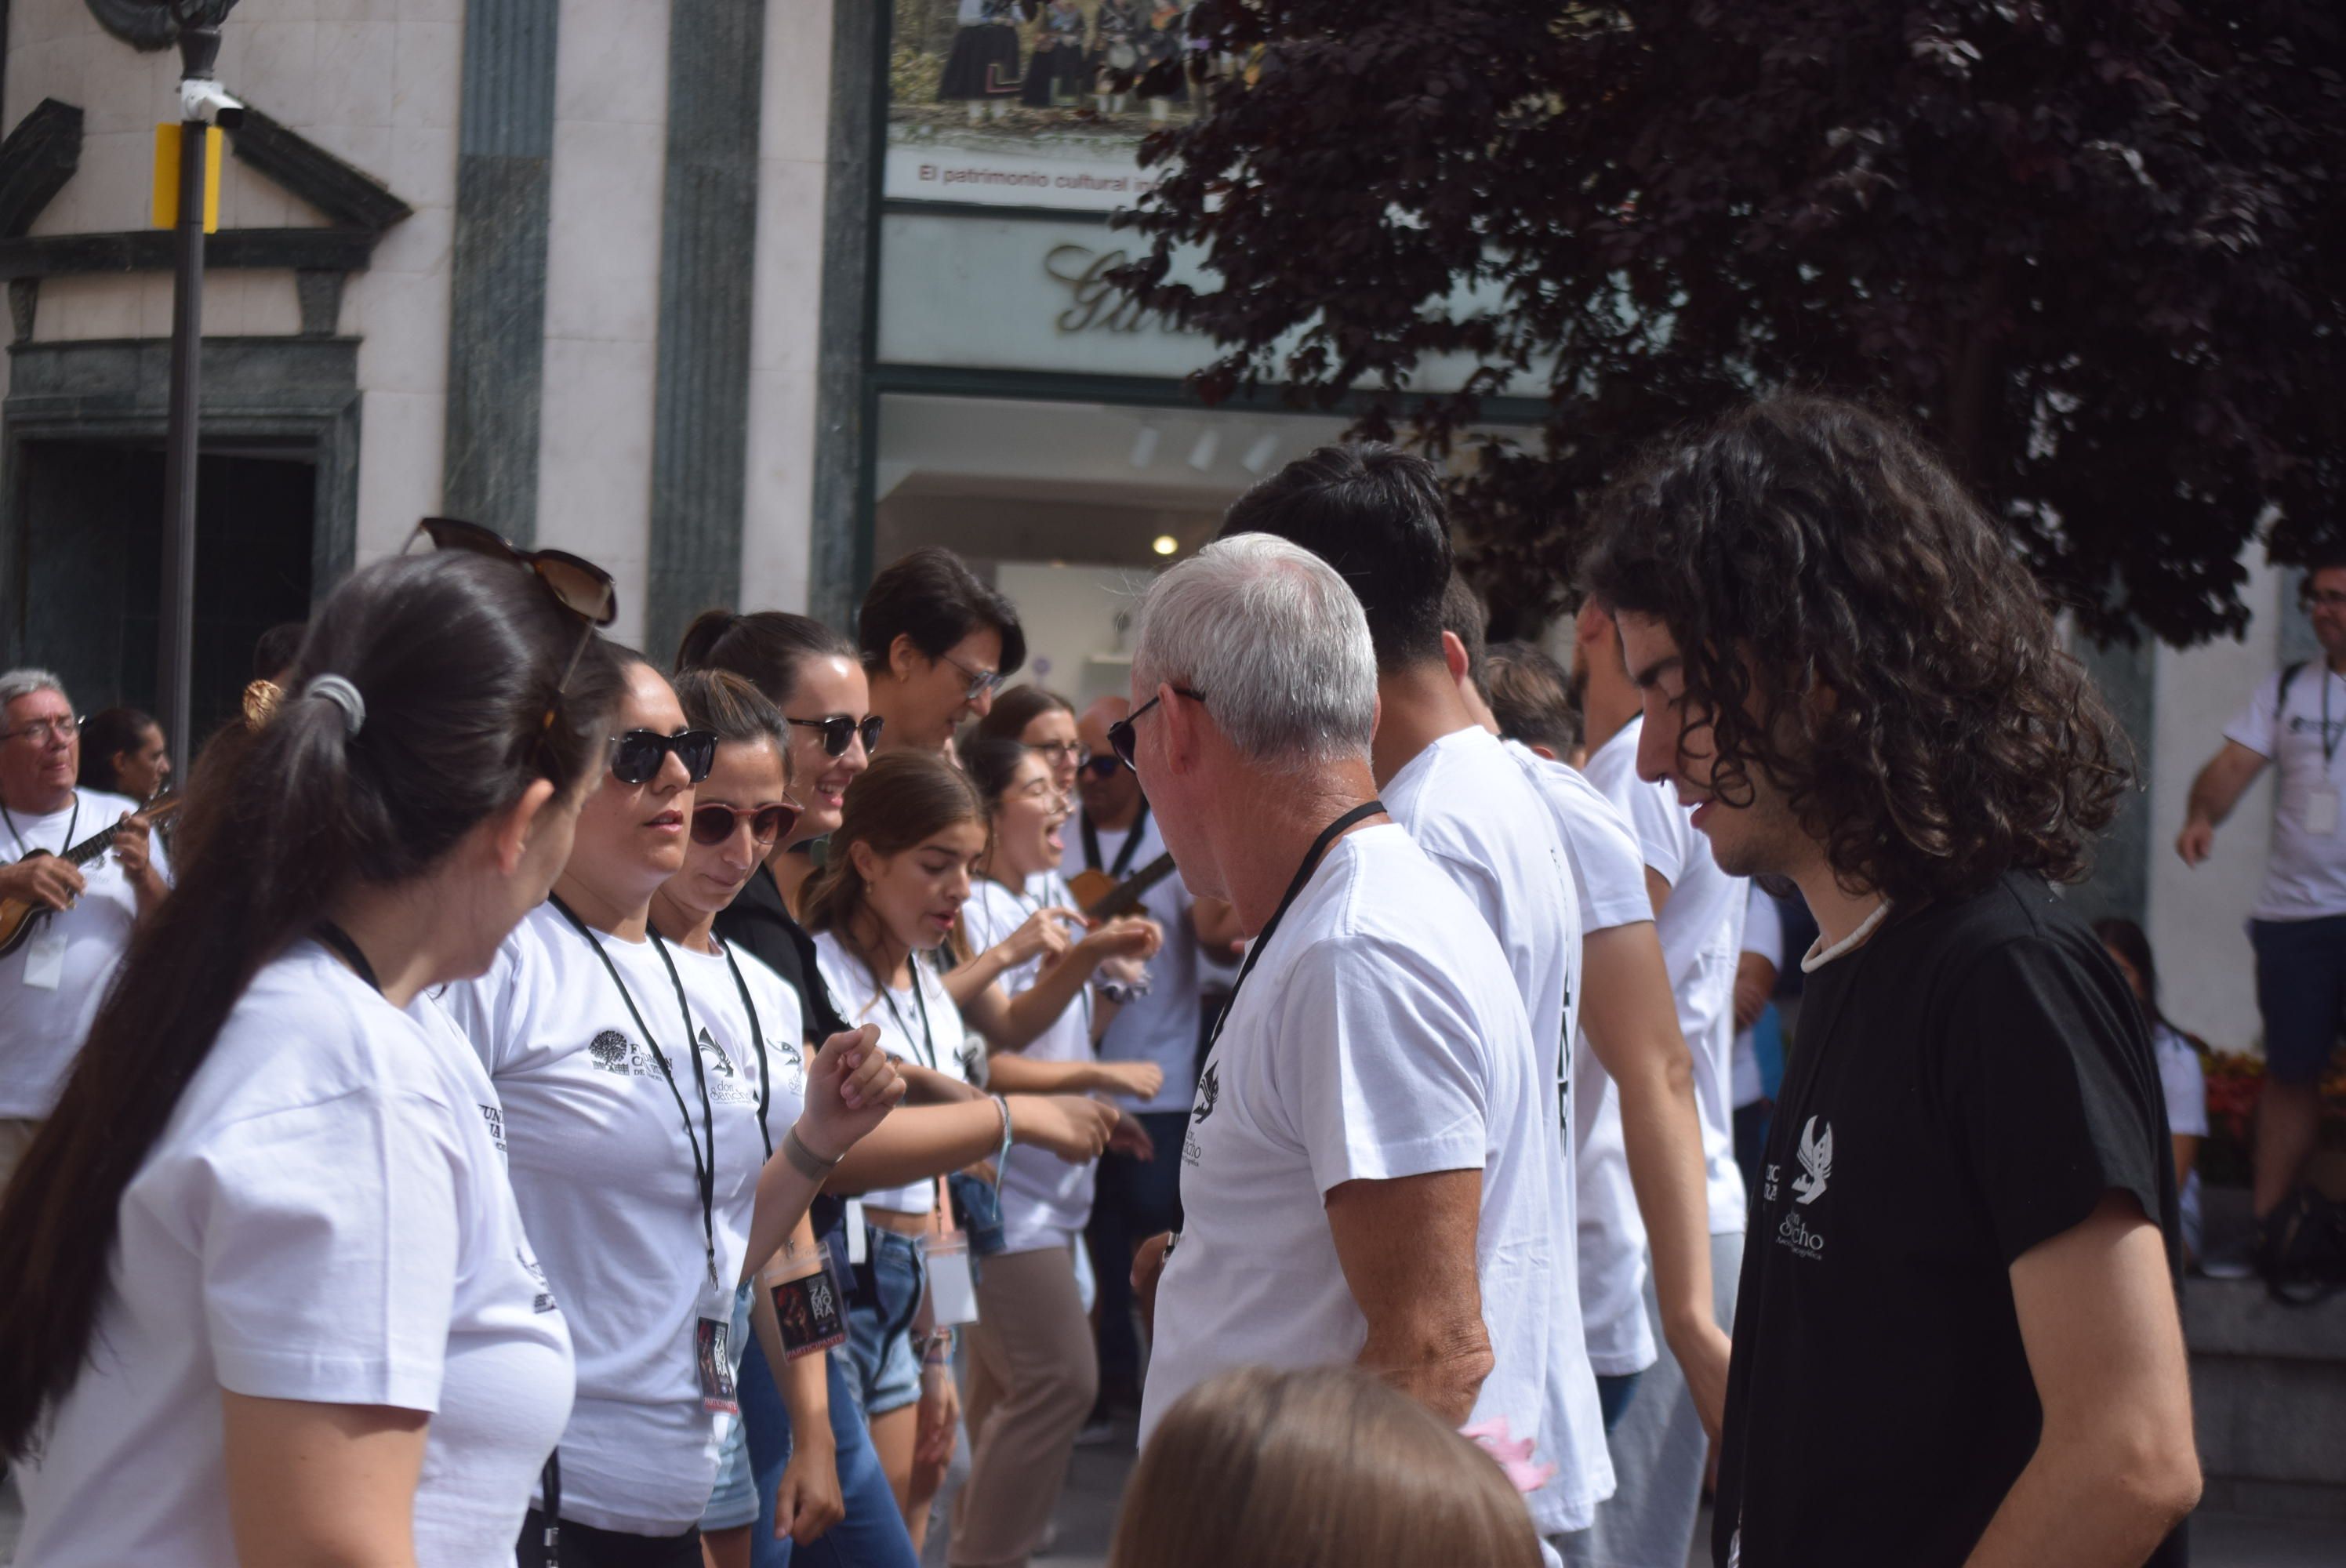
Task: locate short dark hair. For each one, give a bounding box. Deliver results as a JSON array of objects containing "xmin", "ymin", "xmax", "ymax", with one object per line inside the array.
[
  {"xmin": 1437, "ymin": 573, "xmax": 1490, "ymax": 696},
  {"xmin": 2298, "ymin": 550, "xmax": 2346, "ymax": 597},
  {"xmin": 858, "ymin": 547, "xmax": 1026, "ymax": 680},
  {"xmin": 975, "ymin": 684, "xmax": 1076, "ymax": 747},
  {"xmin": 1582, "ymin": 393, "xmax": 2127, "ymax": 907},
  {"xmin": 1484, "ymin": 642, "xmax": 1579, "ymax": 757},
  {"xmin": 2090, "ymin": 916, "xmax": 2164, "ymax": 1029},
  {"xmin": 77, "ymin": 707, "xmax": 159, "ymax": 794},
  {"xmin": 1218, "ymin": 442, "xmax": 1453, "ymax": 671},
  {"xmin": 675, "ymin": 609, "xmax": 856, "ymax": 710}
]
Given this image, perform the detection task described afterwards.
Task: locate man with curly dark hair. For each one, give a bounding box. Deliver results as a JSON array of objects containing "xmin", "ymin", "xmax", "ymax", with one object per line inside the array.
[{"xmin": 1582, "ymin": 393, "xmax": 2199, "ymax": 1568}]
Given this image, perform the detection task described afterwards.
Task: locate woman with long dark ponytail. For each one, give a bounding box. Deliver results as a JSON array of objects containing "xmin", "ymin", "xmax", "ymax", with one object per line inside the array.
[{"xmin": 0, "ymin": 548, "xmax": 627, "ymax": 1566}]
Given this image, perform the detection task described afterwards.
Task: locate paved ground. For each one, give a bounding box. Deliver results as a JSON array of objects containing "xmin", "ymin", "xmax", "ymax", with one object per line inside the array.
[{"xmin": 5, "ymin": 1439, "xmax": 2341, "ymax": 1564}]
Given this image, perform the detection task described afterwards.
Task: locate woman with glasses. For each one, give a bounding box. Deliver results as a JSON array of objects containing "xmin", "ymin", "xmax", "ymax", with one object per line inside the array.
[
  {"xmin": 973, "ymin": 686, "xmax": 1088, "ymax": 800},
  {"xmin": 677, "ymin": 612, "xmax": 1124, "ymax": 1568},
  {"xmin": 437, "ymin": 652, "xmax": 905, "ymax": 1567},
  {"xmin": 948, "ymin": 738, "xmax": 1165, "ymax": 1568},
  {"xmin": 0, "ymin": 551, "xmax": 625, "ymax": 1566},
  {"xmin": 858, "ymin": 548, "xmax": 1026, "ymax": 754}
]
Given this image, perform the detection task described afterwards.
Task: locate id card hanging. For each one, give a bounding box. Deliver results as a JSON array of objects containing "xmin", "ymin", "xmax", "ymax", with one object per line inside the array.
[
  {"xmin": 695, "ymin": 1272, "xmax": 739, "ymax": 1414},
  {"xmin": 22, "ymin": 924, "xmax": 66, "ymax": 990},
  {"xmin": 2310, "ymin": 786, "xmax": 2341, "ymax": 838},
  {"xmin": 923, "ymin": 1175, "xmax": 981, "ymax": 1327},
  {"xmin": 764, "ymin": 1243, "xmax": 849, "ymax": 1359}
]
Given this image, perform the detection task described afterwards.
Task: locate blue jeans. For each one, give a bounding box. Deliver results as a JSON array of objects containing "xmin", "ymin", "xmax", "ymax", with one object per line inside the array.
[
  {"xmin": 1595, "ymin": 1371, "xmax": 1642, "ymax": 1435},
  {"xmin": 739, "ymin": 1329, "xmax": 921, "ymax": 1568},
  {"xmin": 1084, "ymin": 1109, "xmax": 1190, "ymax": 1394}
]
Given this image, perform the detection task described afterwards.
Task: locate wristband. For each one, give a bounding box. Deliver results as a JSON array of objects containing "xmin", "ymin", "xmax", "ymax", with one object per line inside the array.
[{"xmin": 783, "ymin": 1123, "xmax": 841, "ymax": 1181}]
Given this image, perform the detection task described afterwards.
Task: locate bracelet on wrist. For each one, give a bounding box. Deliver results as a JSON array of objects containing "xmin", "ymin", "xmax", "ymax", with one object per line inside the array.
[{"xmin": 782, "ymin": 1123, "xmax": 842, "ymax": 1181}]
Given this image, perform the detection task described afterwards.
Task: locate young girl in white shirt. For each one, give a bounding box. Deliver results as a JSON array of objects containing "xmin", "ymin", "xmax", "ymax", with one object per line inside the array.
[
  {"xmin": 439, "ymin": 655, "xmax": 903, "ymax": 1566},
  {"xmin": 804, "ymin": 750, "xmax": 1142, "ymax": 1553},
  {"xmin": 0, "ymin": 546, "xmax": 626, "ymax": 1568}
]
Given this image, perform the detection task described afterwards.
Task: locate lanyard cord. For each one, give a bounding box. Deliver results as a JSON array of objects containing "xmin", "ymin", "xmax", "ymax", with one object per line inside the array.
[
  {"xmin": 314, "ymin": 921, "xmax": 381, "ymax": 993},
  {"xmin": 719, "ymin": 942, "xmax": 776, "ymax": 1160},
  {"xmin": 1082, "ymin": 800, "xmax": 1150, "ymax": 878},
  {"xmin": 1203, "ymin": 800, "xmax": 1386, "ymax": 1059},
  {"xmin": 2325, "ymin": 671, "xmax": 2341, "ymax": 768},
  {"xmin": 875, "ymin": 959, "xmax": 941, "ymax": 1073},
  {"xmin": 2, "ymin": 793, "xmax": 75, "ymax": 860},
  {"xmin": 548, "ymin": 895, "xmax": 721, "ymax": 1284}
]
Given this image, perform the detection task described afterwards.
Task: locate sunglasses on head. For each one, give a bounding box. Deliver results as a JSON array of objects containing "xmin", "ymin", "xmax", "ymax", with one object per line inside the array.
[
  {"xmin": 610, "ymin": 728, "xmax": 717, "ymax": 786},
  {"xmin": 787, "ymin": 713, "xmax": 884, "ymax": 758},
  {"xmin": 690, "ymin": 800, "xmax": 801, "ymax": 848},
  {"xmin": 413, "ymin": 517, "xmax": 618, "ymax": 626},
  {"xmin": 1107, "ymin": 688, "xmax": 1206, "ymax": 771}
]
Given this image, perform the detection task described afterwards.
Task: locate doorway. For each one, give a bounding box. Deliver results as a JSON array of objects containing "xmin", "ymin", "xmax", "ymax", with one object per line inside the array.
[{"xmin": 14, "ymin": 440, "xmax": 316, "ymax": 743}]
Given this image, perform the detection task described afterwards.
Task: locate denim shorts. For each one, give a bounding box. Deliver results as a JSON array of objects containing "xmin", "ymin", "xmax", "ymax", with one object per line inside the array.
[
  {"xmin": 842, "ymin": 1227, "xmax": 925, "ymax": 1419},
  {"xmin": 2250, "ymin": 915, "xmax": 2346, "ymax": 1086}
]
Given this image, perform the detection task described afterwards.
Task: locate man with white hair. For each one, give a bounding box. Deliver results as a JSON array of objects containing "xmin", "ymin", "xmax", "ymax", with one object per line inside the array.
[
  {"xmin": 0, "ymin": 669, "xmax": 169, "ymax": 1189},
  {"xmin": 1122, "ymin": 534, "xmax": 1565, "ymax": 1499}
]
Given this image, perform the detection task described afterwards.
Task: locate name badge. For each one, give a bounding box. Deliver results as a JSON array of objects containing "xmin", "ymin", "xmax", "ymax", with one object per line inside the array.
[
  {"xmin": 695, "ymin": 1279, "xmax": 739, "ymax": 1414},
  {"xmin": 844, "ymin": 1197, "xmax": 868, "ymax": 1265},
  {"xmin": 2309, "ymin": 787, "xmax": 2341, "ymax": 838},
  {"xmin": 764, "ymin": 1246, "xmax": 848, "ymax": 1360},
  {"xmin": 923, "ymin": 1232, "xmax": 981, "ymax": 1327},
  {"xmin": 22, "ymin": 925, "xmax": 66, "ymax": 990}
]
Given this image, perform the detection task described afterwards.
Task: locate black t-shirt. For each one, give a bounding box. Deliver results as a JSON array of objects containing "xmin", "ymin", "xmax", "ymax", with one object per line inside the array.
[
  {"xmin": 1713, "ymin": 873, "xmax": 2184, "ymax": 1568},
  {"xmin": 714, "ymin": 861, "xmax": 850, "ymax": 1043}
]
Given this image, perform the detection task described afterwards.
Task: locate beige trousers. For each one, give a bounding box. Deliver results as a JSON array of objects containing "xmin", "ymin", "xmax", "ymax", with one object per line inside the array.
[{"xmin": 948, "ymin": 1242, "xmax": 1099, "ymax": 1568}]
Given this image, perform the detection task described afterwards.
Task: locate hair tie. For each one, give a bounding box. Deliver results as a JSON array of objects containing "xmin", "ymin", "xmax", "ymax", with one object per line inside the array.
[{"xmin": 303, "ymin": 674, "xmax": 366, "ymax": 739}]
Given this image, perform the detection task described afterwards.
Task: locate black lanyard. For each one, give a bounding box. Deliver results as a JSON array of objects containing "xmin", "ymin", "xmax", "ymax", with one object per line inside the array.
[
  {"xmin": 1203, "ymin": 800, "xmax": 1386, "ymax": 1058},
  {"xmin": 549, "ymin": 895, "xmax": 723, "ymax": 1287},
  {"xmin": 2322, "ymin": 672, "xmax": 2342, "ymax": 768},
  {"xmin": 719, "ymin": 943, "xmax": 775, "ymax": 1160},
  {"xmin": 874, "ymin": 959, "xmax": 941, "ymax": 1073},
  {"xmin": 314, "ymin": 921, "xmax": 381, "ymax": 993},
  {"xmin": 2, "ymin": 793, "xmax": 75, "ymax": 859},
  {"xmin": 1082, "ymin": 800, "xmax": 1150, "ymax": 878}
]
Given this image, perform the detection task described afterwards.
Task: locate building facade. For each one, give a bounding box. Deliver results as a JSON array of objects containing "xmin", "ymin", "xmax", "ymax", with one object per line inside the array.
[{"xmin": 0, "ymin": 0, "xmax": 2317, "ymax": 1054}]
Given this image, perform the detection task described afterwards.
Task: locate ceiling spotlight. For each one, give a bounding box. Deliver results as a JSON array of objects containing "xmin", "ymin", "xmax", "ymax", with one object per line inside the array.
[
  {"xmin": 1130, "ymin": 425, "xmax": 1161, "ymax": 468},
  {"xmin": 1240, "ymin": 431, "xmax": 1280, "ymax": 474},
  {"xmin": 1152, "ymin": 535, "xmax": 1178, "ymax": 557},
  {"xmin": 1188, "ymin": 430, "xmax": 1221, "ymax": 470}
]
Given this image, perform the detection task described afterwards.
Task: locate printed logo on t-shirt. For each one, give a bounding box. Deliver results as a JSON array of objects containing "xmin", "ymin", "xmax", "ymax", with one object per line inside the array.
[
  {"xmin": 699, "ymin": 1027, "xmax": 757, "ymax": 1106},
  {"xmin": 480, "ymin": 1102, "xmax": 508, "ymax": 1160},
  {"xmin": 1182, "ymin": 1061, "xmax": 1219, "ymax": 1168},
  {"xmin": 1792, "ymin": 1116, "xmax": 1832, "ymax": 1205},
  {"xmin": 520, "ymin": 1249, "xmax": 558, "ymax": 1313},
  {"xmin": 586, "ymin": 1028, "xmax": 656, "ymax": 1076},
  {"xmin": 957, "ymin": 1036, "xmax": 986, "ymax": 1086}
]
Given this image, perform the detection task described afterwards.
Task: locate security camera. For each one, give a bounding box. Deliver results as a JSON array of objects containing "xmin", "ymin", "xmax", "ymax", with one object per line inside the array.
[{"xmin": 179, "ymin": 77, "xmax": 245, "ymax": 129}]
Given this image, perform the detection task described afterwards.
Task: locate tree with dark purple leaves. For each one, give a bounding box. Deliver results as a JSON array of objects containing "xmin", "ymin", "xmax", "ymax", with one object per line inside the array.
[{"xmin": 1112, "ymin": 1, "xmax": 2346, "ymax": 644}]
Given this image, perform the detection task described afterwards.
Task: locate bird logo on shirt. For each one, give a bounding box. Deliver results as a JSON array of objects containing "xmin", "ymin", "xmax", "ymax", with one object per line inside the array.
[
  {"xmin": 1193, "ymin": 1062, "xmax": 1220, "ymax": 1123},
  {"xmin": 1792, "ymin": 1116, "xmax": 1832, "ymax": 1206}
]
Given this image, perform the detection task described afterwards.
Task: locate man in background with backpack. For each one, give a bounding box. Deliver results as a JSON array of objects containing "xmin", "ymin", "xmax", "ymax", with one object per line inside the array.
[{"xmin": 2178, "ymin": 550, "xmax": 2346, "ymax": 1283}]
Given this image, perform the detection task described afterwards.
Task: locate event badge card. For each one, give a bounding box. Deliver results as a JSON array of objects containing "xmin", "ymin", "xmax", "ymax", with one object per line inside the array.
[
  {"xmin": 766, "ymin": 1247, "xmax": 849, "ymax": 1360},
  {"xmin": 695, "ymin": 1279, "xmax": 739, "ymax": 1414},
  {"xmin": 923, "ymin": 1232, "xmax": 981, "ymax": 1327},
  {"xmin": 2308, "ymin": 786, "xmax": 2341, "ymax": 838},
  {"xmin": 22, "ymin": 926, "xmax": 66, "ymax": 990}
]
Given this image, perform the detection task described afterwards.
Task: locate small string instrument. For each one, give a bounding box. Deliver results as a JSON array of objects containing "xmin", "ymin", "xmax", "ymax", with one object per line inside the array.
[
  {"xmin": 1066, "ymin": 851, "xmax": 1179, "ymax": 922},
  {"xmin": 0, "ymin": 795, "xmax": 180, "ymax": 959}
]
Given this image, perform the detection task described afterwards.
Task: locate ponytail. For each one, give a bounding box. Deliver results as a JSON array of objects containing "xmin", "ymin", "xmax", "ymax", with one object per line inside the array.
[{"xmin": 0, "ymin": 551, "xmax": 625, "ymax": 1455}]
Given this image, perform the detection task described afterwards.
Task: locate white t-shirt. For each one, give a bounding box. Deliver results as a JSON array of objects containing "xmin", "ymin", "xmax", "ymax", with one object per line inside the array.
[
  {"xmin": 1379, "ymin": 726, "xmax": 1606, "ymax": 1530},
  {"xmin": 2224, "ymin": 665, "xmax": 2346, "ymax": 920},
  {"xmin": 2152, "ymin": 1020, "xmax": 2207, "ymax": 1254},
  {"xmin": 1498, "ymin": 742, "xmax": 1667, "ymax": 1381},
  {"xmin": 1061, "ymin": 804, "xmax": 1202, "ymax": 1115},
  {"xmin": 19, "ymin": 944, "xmax": 572, "ymax": 1568},
  {"xmin": 1142, "ymin": 822, "xmax": 1609, "ymax": 1534},
  {"xmin": 813, "ymin": 927, "xmax": 979, "ymax": 1214},
  {"xmin": 0, "ymin": 788, "xmax": 169, "ymax": 1119},
  {"xmin": 1730, "ymin": 886, "xmax": 1785, "ymax": 1108},
  {"xmin": 437, "ymin": 902, "xmax": 800, "ymax": 1536},
  {"xmin": 1583, "ymin": 719, "xmax": 1749, "ymax": 1234},
  {"xmin": 967, "ymin": 877, "xmax": 1099, "ymax": 1250}
]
